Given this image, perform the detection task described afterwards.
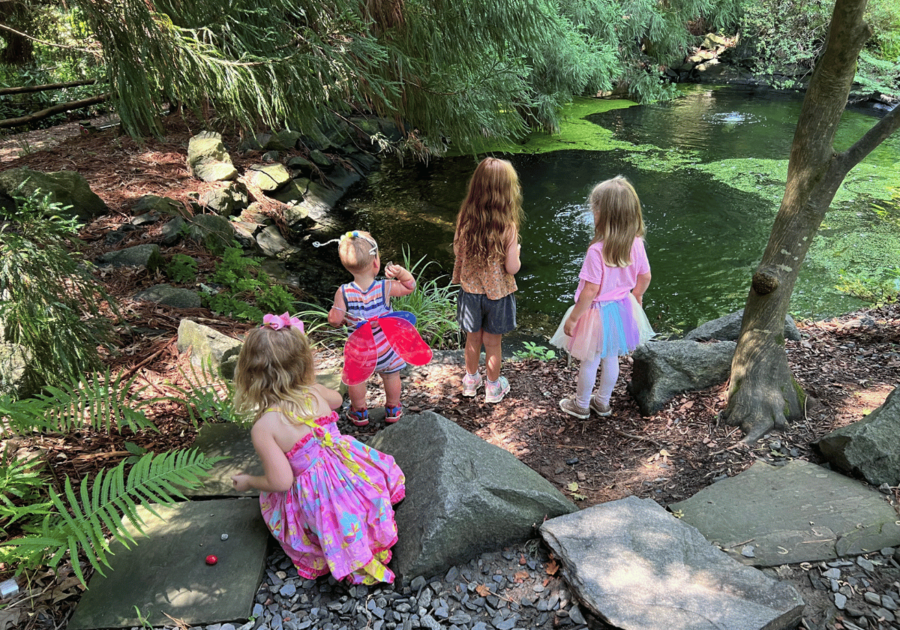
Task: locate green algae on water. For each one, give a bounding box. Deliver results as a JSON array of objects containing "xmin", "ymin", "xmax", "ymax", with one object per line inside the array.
[{"xmin": 450, "ymin": 97, "xmax": 639, "ymax": 156}]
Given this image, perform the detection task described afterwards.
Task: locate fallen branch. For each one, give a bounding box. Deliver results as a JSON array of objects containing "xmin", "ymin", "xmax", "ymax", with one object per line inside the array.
[
  {"xmin": 0, "ymin": 93, "xmax": 109, "ymax": 129},
  {"xmin": 0, "ymin": 79, "xmax": 100, "ymax": 96}
]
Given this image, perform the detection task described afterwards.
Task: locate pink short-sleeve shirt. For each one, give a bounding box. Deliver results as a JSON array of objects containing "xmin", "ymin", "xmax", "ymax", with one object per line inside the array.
[{"xmin": 574, "ymin": 238, "xmax": 650, "ymax": 303}]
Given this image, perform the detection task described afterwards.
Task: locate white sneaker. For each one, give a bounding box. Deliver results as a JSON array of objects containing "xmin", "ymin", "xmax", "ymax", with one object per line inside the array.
[
  {"xmin": 484, "ymin": 376, "xmax": 510, "ymax": 403},
  {"xmin": 462, "ymin": 372, "xmax": 483, "ymax": 397}
]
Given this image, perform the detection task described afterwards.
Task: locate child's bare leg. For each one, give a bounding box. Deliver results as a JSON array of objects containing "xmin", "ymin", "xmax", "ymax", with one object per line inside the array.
[
  {"xmin": 464, "ymin": 329, "xmax": 484, "ymax": 375},
  {"xmin": 483, "ymin": 332, "xmax": 503, "ymax": 382},
  {"xmin": 381, "ymin": 371, "xmax": 402, "ymax": 408},
  {"xmin": 348, "ymin": 382, "xmax": 367, "ymax": 410}
]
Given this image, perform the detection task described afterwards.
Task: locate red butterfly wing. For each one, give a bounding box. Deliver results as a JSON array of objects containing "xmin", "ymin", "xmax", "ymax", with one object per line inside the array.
[
  {"xmin": 342, "ymin": 322, "xmax": 378, "ymax": 385},
  {"xmin": 378, "ymin": 316, "xmax": 433, "ymax": 366}
]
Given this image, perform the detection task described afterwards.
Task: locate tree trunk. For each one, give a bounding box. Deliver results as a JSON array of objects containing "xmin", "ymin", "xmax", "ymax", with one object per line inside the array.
[
  {"xmin": 0, "ymin": 79, "xmax": 99, "ymax": 96},
  {"xmin": 723, "ymin": 0, "xmax": 900, "ymax": 442}
]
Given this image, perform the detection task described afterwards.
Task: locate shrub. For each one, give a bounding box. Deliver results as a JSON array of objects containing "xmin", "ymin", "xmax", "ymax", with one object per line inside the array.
[{"xmin": 0, "ymin": 187, "xmax": 116, "ymax": 393}]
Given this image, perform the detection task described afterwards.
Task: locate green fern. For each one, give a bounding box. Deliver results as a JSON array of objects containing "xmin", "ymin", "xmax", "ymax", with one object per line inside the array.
[
  {"xmin": 3, "ymin": 370, "xmax": 158, "ymax": 436},
  {"xmin": 0, "ymin": 450, "xmax": 51, "ymax": 537},
  {"xmin": 5, "ymin": 449, "xmax": 220, "ymax": 586},
  {"xmin": 166, "ymin": 359, "xmax": 239, "ymax": 426}
]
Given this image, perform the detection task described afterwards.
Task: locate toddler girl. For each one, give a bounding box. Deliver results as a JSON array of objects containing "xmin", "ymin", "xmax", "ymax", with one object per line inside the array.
[
  {"xmin": 551, "ymin": 176, "xmax": 653, "ymax": 419},
  {"xmin": 452, "ymin": 157, "xmax": 523, "ymax": 403},
  {"xmin": 231, "ymin": 313, "xmax": 405, "ymax": 585},
  {"xmin": 326, "ymin": 231, "xmax": 416, "ymax": 426}
]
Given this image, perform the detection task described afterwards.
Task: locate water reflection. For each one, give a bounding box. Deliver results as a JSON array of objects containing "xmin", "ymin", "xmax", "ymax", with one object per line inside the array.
[{"xmin": 338, "ymin": 86, "xmax": 897, "ymax": 336}]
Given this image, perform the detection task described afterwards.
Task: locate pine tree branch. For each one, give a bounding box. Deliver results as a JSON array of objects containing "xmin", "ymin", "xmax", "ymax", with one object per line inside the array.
[{"xmin": 0, "ymin": 22, "xmax": 100, "ymax": 56}]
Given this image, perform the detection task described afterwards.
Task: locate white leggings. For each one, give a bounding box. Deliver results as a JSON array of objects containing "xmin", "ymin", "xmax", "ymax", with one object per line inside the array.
[{"xmin": 576, "ymin": 354, "xmax": 619, "ymax": 409}]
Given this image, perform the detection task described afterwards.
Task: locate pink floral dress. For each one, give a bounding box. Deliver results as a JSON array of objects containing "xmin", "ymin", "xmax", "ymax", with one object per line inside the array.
[{"xmin": 259, "ymin": 410, "xmax": 405, "ymax": 584}]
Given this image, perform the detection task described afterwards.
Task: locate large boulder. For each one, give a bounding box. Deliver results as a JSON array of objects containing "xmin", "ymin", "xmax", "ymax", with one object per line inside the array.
[
  {"xmin": 176, "ymin": 319, "xmax": 242, "ymax": 379},
  {"xmin": 187, "ymin": 132, "xmax": 238, "ymax": 182},
  {"xmin": 0, "ymin": 168, "xmax": 107, "ymax": 221},
  {"xmin": 541, "ymin": 496, "xmax": 804, "ymax": 630},
  {"xmin": 685, "ymin": 309, "xmax": 800, "ymax": 342},
  {"xmin": 629, "ymin": 340, "xmax": 735, "ymax": 415},
  {"xmin": 368, "ymin": 411, "xmax": 577, "ymax": 580},
  {"xmin": 816, "ymin": 387, "xmax": 900, "ymax": 486}
]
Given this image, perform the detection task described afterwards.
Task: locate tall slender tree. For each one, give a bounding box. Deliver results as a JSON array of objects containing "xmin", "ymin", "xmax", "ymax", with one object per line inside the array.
[{"xmin": 723, "ymin": 0, "xmax": 900, "ymax": 442}]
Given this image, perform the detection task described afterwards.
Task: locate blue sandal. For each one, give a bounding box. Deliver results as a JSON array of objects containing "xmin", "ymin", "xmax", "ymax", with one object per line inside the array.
[
  {"xmin": 347, "ymin": 407, "xmax": 369, "ymax": 427},
  {"xmin": 384, "ymin": 404, "xmax": 402, "ymax": 424}
]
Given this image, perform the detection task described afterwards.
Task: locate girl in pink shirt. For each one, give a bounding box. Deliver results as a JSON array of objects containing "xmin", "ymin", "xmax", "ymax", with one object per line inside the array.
[{"xmin": 550, "ymin": 176, "xmax": 654, "ymax": 419}]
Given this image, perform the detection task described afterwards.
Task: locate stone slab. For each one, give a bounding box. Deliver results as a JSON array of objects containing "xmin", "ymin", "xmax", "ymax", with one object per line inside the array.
[
  {"xmin": 67, "ymin": 498, "xmax": 269, "ymax": 629},
  {"xmin": 187, "ymin": 371, "xmax": 344, "ymax": 498},
  {"xmin": 541, "ymin": 496, "xmax": 804, "ymax": 630},
  {"xmin": 671, "ymin": 460, "xmax": 900, "ymax": 566}
]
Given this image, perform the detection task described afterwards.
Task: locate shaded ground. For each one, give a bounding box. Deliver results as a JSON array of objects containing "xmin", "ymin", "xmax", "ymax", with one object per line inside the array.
[{"xmin": 1, "ymin": 116, "xmax": 899, "ymax": 630}]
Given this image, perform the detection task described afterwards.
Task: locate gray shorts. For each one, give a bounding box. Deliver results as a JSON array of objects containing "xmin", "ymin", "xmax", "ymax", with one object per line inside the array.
[{"xmin": 457, "ymin": 289, "xmax": 517, "ymax": 335}]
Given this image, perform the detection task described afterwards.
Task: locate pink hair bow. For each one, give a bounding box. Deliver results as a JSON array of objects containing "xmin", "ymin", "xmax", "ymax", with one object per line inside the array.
[{"xmin": 262, "ymin": 312, "xmax": 304, "ymax": 333}]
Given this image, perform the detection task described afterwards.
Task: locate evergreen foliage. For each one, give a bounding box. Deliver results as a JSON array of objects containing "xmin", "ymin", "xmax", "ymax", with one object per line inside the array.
[
  {"xmin": 67, "ymin": 0, "xmax": 746, "ymax": 152},
  {"xmin": 0, "ymin": 187, "xmax": 116, "ymax": 393}
]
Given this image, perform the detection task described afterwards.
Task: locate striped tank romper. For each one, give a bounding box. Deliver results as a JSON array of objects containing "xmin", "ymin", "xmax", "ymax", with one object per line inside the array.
[{"xmin": 341, "ymin": 280, "xmax": 406, "ymax": 374}]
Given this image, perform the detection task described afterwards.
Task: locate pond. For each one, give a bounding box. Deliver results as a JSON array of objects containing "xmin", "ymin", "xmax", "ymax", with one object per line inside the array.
[{"xmin": 338, "ymin": 85, "xmax": 900, "ymax": 337}]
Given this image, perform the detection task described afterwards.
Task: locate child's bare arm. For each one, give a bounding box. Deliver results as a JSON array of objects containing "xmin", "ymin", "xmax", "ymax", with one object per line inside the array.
[
  {"xmin": 504, "ymin": 227, "xmax": 521, "ymax": 275},
  {"xmin": 232, "ymin": 419, "xmax": 295, "ymax": 493},
  {"xmin": 385, "ymin": 263, "xmax": 415, "ymax": 297},
  {"xmin": 327, "ymin": 288, "xmax": 347, "ymax": 327},
  {"xmin": 312, "ymin": 382, "xmax": 343, "ymax": 410},
  {"xmin": 633, "ymin": 272, "xmax": 651, "ymax": 306}
]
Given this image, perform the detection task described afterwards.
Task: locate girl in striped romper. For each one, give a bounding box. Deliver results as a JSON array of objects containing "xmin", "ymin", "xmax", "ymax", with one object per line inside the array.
[{"xmin": 327, "ymin": 231, "xmax": 416, "ymax": 426}]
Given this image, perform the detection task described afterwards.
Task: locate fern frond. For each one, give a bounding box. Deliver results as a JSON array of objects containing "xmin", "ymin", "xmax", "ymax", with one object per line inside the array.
[
  {"xmin": 2, "ymin": 449, "xmax": 220, "ymax": 585},
  {"xmin": 34, "ymin": 369, "xmax": 157, "ymax": 435}
]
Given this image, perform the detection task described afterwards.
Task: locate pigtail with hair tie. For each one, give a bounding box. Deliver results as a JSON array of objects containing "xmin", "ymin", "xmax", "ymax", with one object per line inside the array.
[{"xmin": 313, "ymin": 231, "xmax": 378, "ymax": 256}]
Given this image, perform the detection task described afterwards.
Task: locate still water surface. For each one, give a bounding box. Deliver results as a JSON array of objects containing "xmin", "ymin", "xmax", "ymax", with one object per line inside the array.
[{"xmin": 340, "ymin": 85, "xmax": 900, "ymax": 335}]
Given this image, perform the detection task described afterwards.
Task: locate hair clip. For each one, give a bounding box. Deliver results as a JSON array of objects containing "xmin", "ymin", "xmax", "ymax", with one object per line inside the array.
[
  {"xmin": 262, "ymin": 312, "xmax": 305, "ymax": 333},
  {"xmin": 313, "ymin": 231, "xmax": 378, "ymax": 256}
]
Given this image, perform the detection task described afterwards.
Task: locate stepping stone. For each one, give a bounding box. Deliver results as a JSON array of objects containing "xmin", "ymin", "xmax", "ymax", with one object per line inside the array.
[
  {"xmin": 67, "ymin": 498, "xmax": 269, "ymax": 629},
  {"xmin": 188, "ymin": 371, "xmax": 344, "ymax": 498},
  {"xmin": 670, "ymin": 460, "xmax": 900, "ymax": 566},
  {"xmin": 541, "ymin": 496, "xmax": 804, "ymax": 630}
]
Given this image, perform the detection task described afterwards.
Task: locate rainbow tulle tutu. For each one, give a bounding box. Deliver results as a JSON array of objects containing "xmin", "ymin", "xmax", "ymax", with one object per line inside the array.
[{"xmin": 550, "ymin": 293, "xmax": 654, "ymax": 362}]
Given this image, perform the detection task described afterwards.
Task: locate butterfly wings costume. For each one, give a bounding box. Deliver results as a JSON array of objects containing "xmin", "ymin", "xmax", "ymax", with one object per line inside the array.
[{"xmin": 340, "ymin": 280, "xmax": 432, "ymax": 386}]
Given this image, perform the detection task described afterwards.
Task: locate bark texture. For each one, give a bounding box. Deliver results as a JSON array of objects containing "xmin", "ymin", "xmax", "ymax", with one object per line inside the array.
[{"xmin": 724, "ymin": 0, "xmax": 900, "ymax": 441}]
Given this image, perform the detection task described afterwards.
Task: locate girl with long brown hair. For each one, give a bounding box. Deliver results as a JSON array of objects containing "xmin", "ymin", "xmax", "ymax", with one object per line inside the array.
[{"xmin": 451, "ymin": 157, "xmax": 524, "ymax": 403}]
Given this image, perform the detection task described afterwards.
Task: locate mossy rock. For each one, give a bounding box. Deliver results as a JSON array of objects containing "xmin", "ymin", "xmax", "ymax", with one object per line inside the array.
[
  {"xmin": 133, "ymin": 194, "xmax": 183, "ymax": 216},
  {"xmin": 0, "ymin": 167, "xmax": 108, "ymax": 221},
  {"xmin": 187, "ymin": 214, "xmax": 236, "ymax": 255},
  {"xmin": 98, "ymin": 244, "xmax": 164, "ymax": 271},
  {"xmin": 187, "ymin": 132, "xmax": 237, "ymax": 182},
  {"xmin": 248, "ymin": 163, "xmax": 291, "ymax": 192}
]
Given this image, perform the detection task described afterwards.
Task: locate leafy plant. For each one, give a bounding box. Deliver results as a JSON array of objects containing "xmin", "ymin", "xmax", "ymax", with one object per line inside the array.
[
  {"xmin": 3, "ymin": 449, "xmax": 220, "ymax": 585},
  {"xmin": 0, "ymin": 187, "xmax": 117, "ymax": 392},
  {"xmin": 202, "ymin": 247, "xmax": 294, "ymax": 321},
  {"xmin": 836, "ymin": 267, "xmax": 900, "ymax": 305},
  {"xmin": 0, "ymin": 450, "xmax": 51, "ymax": 538},
  {"xmin": 389, "ymin": 248, "xmax": 459, "ymax": 350},
  {"xmin": 513, "ymin": 341, "xmax": 557, "ymax": 362},
  {"xmin": 0, "ymin": 370, "xmax": 158, "ymax": 436},
  {"xmin": 165, "ymin": 253, "xmax": 198, "ymax": 284},
  {"xmin": 165, "ymin": 359, "xmax": 240, "ymax": 426}
]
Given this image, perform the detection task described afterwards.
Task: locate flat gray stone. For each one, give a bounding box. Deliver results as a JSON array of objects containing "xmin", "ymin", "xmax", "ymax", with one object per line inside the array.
[
  {"xmin": 67, "ymin": 498, "xmax": 269, "ymax": 629},
  {"xmin": 98, "ymin": 244, "xmax": 163, "ymax": 270},
  {"xmin": 671, "ymin": 460, "xmax": 900, "ymax": 566},
  {"xmin": 189, "ymin": 422, "xmax": 262, "ymax": 498},
  {"xmin": 541, "ymin": 496, "xmax": 804, "ymax": 630},
  {"xmin": 134, "ymin": 284, "xmax": 201, "ymax": 309},
  {"xmin": 684, "ymin": 309, "xmax": 800, "ymax": 342},
  {"xmin": 188, "ymin": 371, "xmax": 343, "ymax": 498}
]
